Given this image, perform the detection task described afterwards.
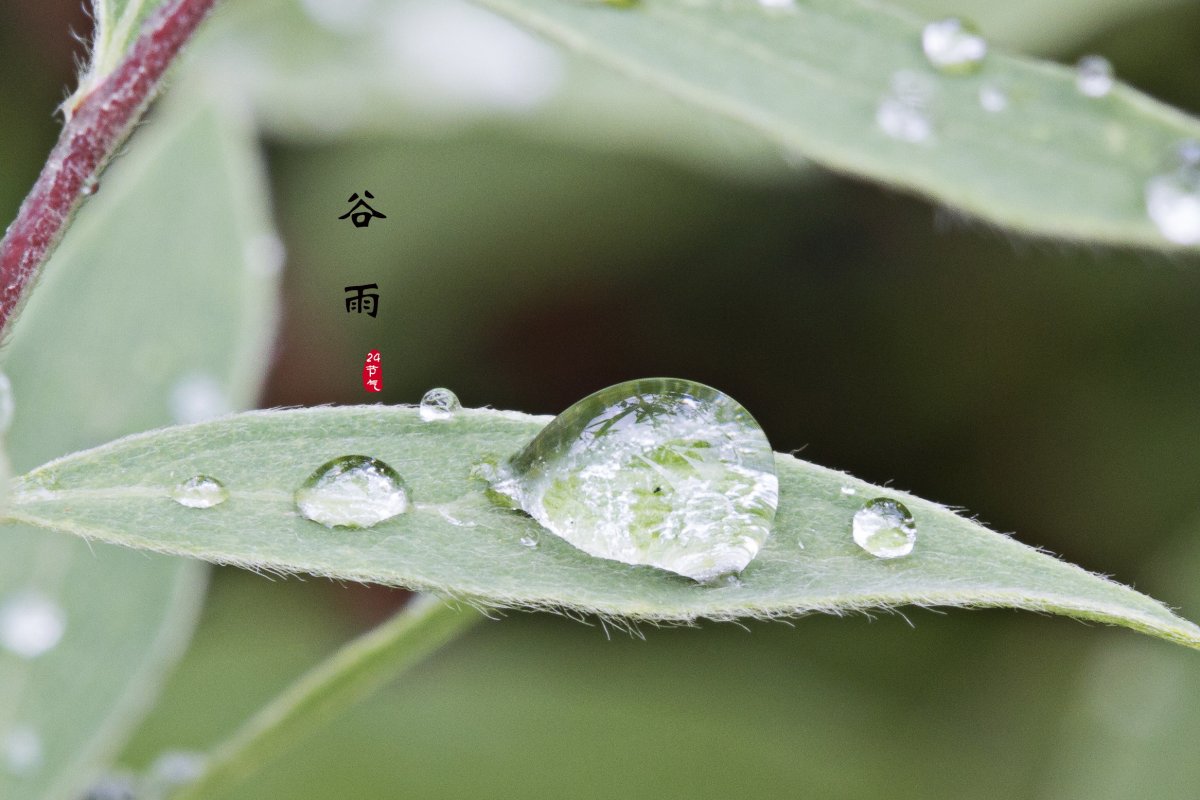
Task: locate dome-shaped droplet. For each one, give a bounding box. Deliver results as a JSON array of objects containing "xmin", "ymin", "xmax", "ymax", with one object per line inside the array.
[
  {"xmin": 852, "ymin": 498, "xmax": 917, "ymax": 559},
  {"xmin": 3, "ymin": 726, "xmax": 42, "ymax": 776},
  {"xmin": 0, "ymin": 591, "xmax": 66, "ymax": 658},
  {"xmin": 978, "ymin": 83, "xmax": 1008, "ymax": 113},
  {"xmin": 295, "ymin": 455, "xmax": 410, "ymax": 528},
  {"xmin": 876, "ymin": 70, "xmax": 936, "ymax": 144},
  {"xmin": 922, "ymin": 18, "xmax": 986, "ymax": 74},
  {"xmin": 1075, "ymin": 55, "xmax": 1114, "ymax": 98},
  {"xmin": 170, "ymin": 475, "xmax": 228, "ymax": 509},
  {"xmin": 485, "ymin": 378, "xmax": 779, "ymax": 582},
  {"xmin": 419, "ymin": 388, "xmax": 461, "ymax": 421},
  {"xmin": 1146, "ymin": 145, "xmax": 1200, "ymax": 245}
]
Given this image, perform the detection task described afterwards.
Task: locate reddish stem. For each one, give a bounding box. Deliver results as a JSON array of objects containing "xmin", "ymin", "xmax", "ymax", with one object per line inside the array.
[{"xmin": 0, "ymin": 0, "xmax": 217, "ymax": 338}]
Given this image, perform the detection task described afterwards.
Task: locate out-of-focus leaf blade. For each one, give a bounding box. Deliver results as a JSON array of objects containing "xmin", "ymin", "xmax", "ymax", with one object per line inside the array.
[
  {"xmin": 0, "ymin": 82, "xmax": 280, "ymax": 799},
  {"xmin": 469, "ymin": 0, "xmax": 1200, "ymax": 248},
  {"xmin": 7, "ymin": 405, "xmax": 1200, "ymax": 649}
]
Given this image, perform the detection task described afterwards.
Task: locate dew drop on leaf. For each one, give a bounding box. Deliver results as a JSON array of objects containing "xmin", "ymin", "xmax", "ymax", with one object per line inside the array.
[
  {"xmin": 2, "ymin": 726, "xmax": 42, "ymax": 776},
  {"xmin": 978, "ymin": 83, "xmax": 1008, "ymax": 113},
  {"xmin": 485, "ymin": 378, "xmax": 779, "ymax": 582},
  {"xmin": 419, "ymin": 387, "xmax": 462, "ymax": 421},
  {"xmin": 876, "ymin": 70, "xmax": 936, "ymax": 144},
  {"xmin": 170, "ymin": 475, "xmax": 229, "ymax": 509},
  {"xmin": 921, "ymin": 17, "xmax": 987, "ymax": 74},
  {"xmin": 295, "ymin": 455, "xmax": 410, "ymax": 529},
  {"xmin": 519, "ymin": 534, "xmax": 539, "ymax": 549},
  {"xmin": 840, "ymin": 486, "xmax": 857, "ymax": 496},
  {"xmin": 1146, "ymin": 142, "xmax": 1200, "ymax": 245},
  {"xmin": 1075, "ymin": 54, "xmax": 1114, "ymax": 98},
  {"xmin": 0, "ymin": 591, "xmax": 66, "ymax": 659},
  {"xmin": 169, "ymin": 372, "xmax": 232, "ymax": 425},
  {"xmin": 852, "ymin": 498, "xmax": 917, "ymax": 559}
]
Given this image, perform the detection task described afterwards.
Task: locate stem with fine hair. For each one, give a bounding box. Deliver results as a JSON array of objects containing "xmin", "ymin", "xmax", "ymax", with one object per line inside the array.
[
  {"xmin": 170, "ymin": 595, "xmax": 482, "ymax": 800},
  {"xmin": 0, "ymin": 0, "xmax": 218, "ymax": 340}
]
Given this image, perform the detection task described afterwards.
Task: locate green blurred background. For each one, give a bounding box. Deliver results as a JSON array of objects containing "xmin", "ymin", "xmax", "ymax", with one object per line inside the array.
[{"xmin": 3, "ymin": 0, "xmax": 1200, "ymax": 797}]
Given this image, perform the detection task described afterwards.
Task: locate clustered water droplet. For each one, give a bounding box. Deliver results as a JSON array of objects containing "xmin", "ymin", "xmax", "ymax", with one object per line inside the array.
[
  {"xmin": 295, "ymin": 455, "xmax": 410, "ymax": 528},
  {"xmin": 1075, "ymin": 54, "xmax": 1114, "ymax": 98},
  {"xmin": 170, "ymin": 475, "xmax": 229, "ymax": 509},
  {"xmin": 482, "ymin": 378, "xmax": 779, "ymax": 582},
  {"xmin": 419, "ymin": 387, "xmax": 462, "ymax": 421},
  {"xmin": 877, "ymin": 70, "xmax": 936, "ymax": 144},
  {"xmin": 852, "ymin": 498, "xmax": 917, "ymax": 559},
  {"xmin": 0, "ymin": 591, "xmax": 66, "ymax": 659},
  {"xmin": 921, "ymin": 17, "xmax": 987, "ymax": 74},
  {"xmin": 1146, "ymin": 139, "xmax": 1200, "ymax": 245},
  {"xmin": 978, "ymin": 83, "xmax": 1008, "ymax": 113}
]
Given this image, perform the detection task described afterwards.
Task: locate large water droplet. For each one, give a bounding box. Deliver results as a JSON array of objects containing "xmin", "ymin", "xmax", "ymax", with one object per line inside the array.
[
  {"xmin": 485, "ymin": 378, "xmax": 779, "ymax": 582},
  {"xmin": 0, "ymin": 591, "xmax": 66, "ymax": 658},
  {"xmin": 170, "ymin": 475, "xmax": 229, "ymax": 509},
  {"xmin": 419, "ymin": 387, "xmax": 461, "ymax": 421},
  {"xmin": 1075, "ymin": 55, "xmax": 1114, "ymax": 98},
  {"xmin": 852, "ymin": 498, "xmax": 917, "ymax": 559},
  {"xmin": 170, "ymin": 372, "xmax": 232, "ymax": 425},
  {"xmin": 1146, "ymin": 145, "xmax": 1200, "ymax": 245},
  {"xmin": 922, "ymin": 18, "xmax": 986, "ymax": 74},
  {"xmin": 2, "ymin": 726, "xmax": 42, "ymax": 775},
  {"xmin": 295, "ymin": 456, "xmax": 410, "ymax": 528},
  {"xmin": 978, "ymin": 83, "xmax": 1008, "ymax": 113},
  {"xmin": 0, "ymin": 371, "xmax": 14, "ymax": 435},
  {"xmin": 876, "ymin": 70, "xmax": 936, "ymax": 144}
]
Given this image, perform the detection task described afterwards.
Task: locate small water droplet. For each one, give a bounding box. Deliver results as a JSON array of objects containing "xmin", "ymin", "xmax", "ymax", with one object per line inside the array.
[
  {"xmin": 922, "ymin": 17, "xmax": 986, "ymax": 74},
  {"xmin": 419, "ymin": 388, "xmax": 462, "ymax": 421},
  {"xmin": 150, "ymin": 750, "xmax": 206, "ymax": 787},
  {"xmin": 243, "ymin": 233, "xmax": 286, "ymax": 278},
  {"xmin": 0, "ymin": 592, "xmax": 66, "ymax": 658},
  {"xmin": 978, "ymin": 83, "xmax": 1008, "ymax": 113},
  {"xmin": 3, "ymin": 726, "xmax": 42, "ymax": 775},
  {"xmin": 0, "ymin": 372, "xmax": 14, "ymax": 435},
  {"xmin": 840, "ymin": 486, "xmax": 857, "ymax": 496},
  {"xmin": 876, "ymin": 70, "xmax": 936, "ymax": 144},
  {"xmin": 1146, "ymin": 145, "xmax": 1200, "ymax": 245},
  {"xmin": 170, "ymin": 475, "xmax": 228, "ymax": 509},
  {"xmin": 757, "ymin": 0, "xmax": 794, "ymax": 10},
  {"xmin": 295, "ymin": 455, "xmax": 410, "ymax": 528},
  {"xmin": 82, "ymin": 176, "xmax": 100, "ymax": 197},
  {"xmin": 1075, "ymin": 55, "xmax": 1114, "ymax": 98},
  {"xmin": 170, "ymin": 372, "xmax": 232, "ymax": 425},
  {"xmin": 852, "ymin": 498, "xmax": 917, "ymax": 559},
  {"xmin": 519, "ymin": 534, "xmax": 539, "ymax": 549},
  {"xmin": 80, "ymin": 775, "xmax": 138, "ymax": 800},
  {"xmin": 485, "ymin": 378, "xmax": 779, "ymax": 582},
  {"xmin": 437, "ymin": 508, "xmax": 477, "ymax": 528}
]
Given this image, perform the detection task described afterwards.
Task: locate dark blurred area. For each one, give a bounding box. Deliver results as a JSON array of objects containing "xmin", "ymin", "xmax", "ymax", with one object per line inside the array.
[{"xmin": 4, "ymin": 0, "xmax": 1200, "ymax": 798}]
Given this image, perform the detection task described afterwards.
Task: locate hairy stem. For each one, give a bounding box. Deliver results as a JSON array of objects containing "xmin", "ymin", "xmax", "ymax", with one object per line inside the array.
[
  {"xmin": 0, "ymin": 0, "xmax": 217, "ymax": 339},
  {"xmin": 171, "ymin": 596, "xmax": 482, "ymax": 800}
]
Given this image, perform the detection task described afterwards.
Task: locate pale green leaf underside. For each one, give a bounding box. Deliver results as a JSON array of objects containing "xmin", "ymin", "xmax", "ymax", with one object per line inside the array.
[
  {"xmin": 6, "ymin": 406, "xmax": 1199, "ymax": 649},
  {"xmin": 73, "ymin": 0, "xmax": 164, "ymax": 106},
  {"xmin": 471, "ymin": 0, "xmax": 1200, "ymax": 249}
]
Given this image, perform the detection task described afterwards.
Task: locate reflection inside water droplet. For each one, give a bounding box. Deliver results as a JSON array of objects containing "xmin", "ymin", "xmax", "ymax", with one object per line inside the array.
[
  {"xmin": 0, "ymin": 591, "xmax": 66, "ymax": 659},
  {"xmin": 295, "ymin": 455, "xmax": 410, "ymax": 528},
  {"xmin": 852, "ymin": 498, "xmax": 917, "ymax": 559},
  {"xmin": 170, "ymin": 475, "xmax": 229, "ymax": 509}
]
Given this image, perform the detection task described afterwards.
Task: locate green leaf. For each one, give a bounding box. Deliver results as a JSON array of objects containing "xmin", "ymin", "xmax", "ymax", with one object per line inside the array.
[
  {"xmin": 0, "ymin": 82, "xmax": 280, "ymax": 798},
  {"xmin": 78, "ymin": 0, "xmax": 165, "ymax": 101},
  {"xmin": 468, "ymin": 0, "xmax": 1200, "ymax": 249},
  {"xmin": 6, "ymin": 405, "xmax": 1199, "ymax": 649}
]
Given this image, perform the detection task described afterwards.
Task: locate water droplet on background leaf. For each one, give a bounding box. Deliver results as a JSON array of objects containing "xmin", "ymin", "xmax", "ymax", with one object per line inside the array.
[
  {"xmin": 1146, "ymin": 143, "xmax": 1200, "ymax": 245},
  {"xmin": 419, "ymin": 387, "xmax": 462, "ymax": 421},
  {"xmin": 877, "ymin": 70, "xmax": 936, "ymax": 144},
  {"xmin": 0, "ymin": 591, "xmax": 66, "ymax": 658},
  {"xmin": 2, "ymin": 726, "xmax": 42, "ymax": 775},
  {"xmin": 978, "ymin": 83, "xmax": 1008, "ymax": 113},
  {"xmin": 922, "ymin": 17, "xmax": 987, "ymax": 74},
  {"xmin": 295, "ymin": 455, "xmax": 410, "ymax": 528},
  {"xmin": 170, "ymin": 475, "xmax": 229, "ymax": 509},
  {"xmin": 852, "ymin": 498, "xmax": 917, "ymax": 559},
  {"xmin": 484, "ymin": 378, "xmax": 779, "ymax": 582},
  {"xmin": 0, "ymin": 371, "xmax": 14, "ymax": 434},
  {"xmin": 1075, "ymin": 54, "xmax": 1114, "ymax": 98},
  {"xmin": 170, "ymin": 372, "xmax": 232, "ymax": 425}
]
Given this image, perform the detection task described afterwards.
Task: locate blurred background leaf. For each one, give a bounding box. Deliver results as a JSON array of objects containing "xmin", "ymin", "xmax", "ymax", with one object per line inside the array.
[
  {"xmin": 2, "ymin": 0, "xmax": 1200, "ymax": 797},
  {"xmin": 0, "ymin": 53, "xmax": 280, "ymax": 800}
]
